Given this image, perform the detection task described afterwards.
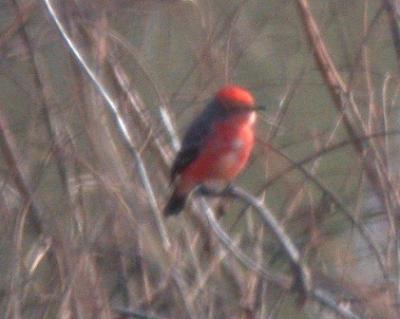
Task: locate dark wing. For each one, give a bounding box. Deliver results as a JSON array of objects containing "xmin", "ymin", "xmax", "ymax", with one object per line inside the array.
[{"xmin": 170, "ymin": 100, "xmax": 224, "ymax": 181}]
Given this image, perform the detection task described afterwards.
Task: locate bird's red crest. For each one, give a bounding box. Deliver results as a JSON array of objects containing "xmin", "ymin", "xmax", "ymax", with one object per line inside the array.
[{"xmin": 216, "ymin": 85, "xmax": 255, "ymax": 108}]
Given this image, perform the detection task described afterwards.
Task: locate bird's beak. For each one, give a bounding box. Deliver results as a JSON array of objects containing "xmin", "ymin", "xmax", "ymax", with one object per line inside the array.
[{"xmin": 234, "ymin": 105, "xmax": 266, "ymax": 114}]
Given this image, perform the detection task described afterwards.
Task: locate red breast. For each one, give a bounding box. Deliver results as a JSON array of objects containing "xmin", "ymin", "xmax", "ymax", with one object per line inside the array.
[
  {"xmin": 164, "ymin": 85, "xmax": 258, "ymax": 216},
  {"xmin": 179, "ymin": 86, "xmax": 256, "ymax": 190}
]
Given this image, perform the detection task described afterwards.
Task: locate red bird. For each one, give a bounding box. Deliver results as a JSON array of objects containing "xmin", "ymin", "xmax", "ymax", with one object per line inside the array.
[{"xmin": 164, "ymin": 85, "xmax": 262, "ymax": 216}]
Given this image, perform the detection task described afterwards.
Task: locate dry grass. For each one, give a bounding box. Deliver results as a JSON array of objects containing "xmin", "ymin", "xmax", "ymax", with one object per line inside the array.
[{"xmin": 1, "ymin": 1, "xmax": 400, "ymax": 318}]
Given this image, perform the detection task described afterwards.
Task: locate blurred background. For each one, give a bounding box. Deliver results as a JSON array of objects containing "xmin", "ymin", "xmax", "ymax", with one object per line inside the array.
[{"xmin": 1, "ymin": 0, "xmax": 400, "ymax": 318}]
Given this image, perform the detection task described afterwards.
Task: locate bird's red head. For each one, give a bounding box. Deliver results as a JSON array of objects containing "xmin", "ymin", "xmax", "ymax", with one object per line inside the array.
[{"xmin": 216, "ymin": 85, "xmax": 255, "ymax": 110}]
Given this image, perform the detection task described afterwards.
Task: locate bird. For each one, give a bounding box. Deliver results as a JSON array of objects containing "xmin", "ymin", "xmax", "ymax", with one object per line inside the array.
[{"xmin": 164, "ymin": 85, "xmax": 263, "ymax": 216}]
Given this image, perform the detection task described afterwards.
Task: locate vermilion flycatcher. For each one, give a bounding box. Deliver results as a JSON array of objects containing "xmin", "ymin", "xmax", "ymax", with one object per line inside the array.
[{"xmin": 164, "ymin": 85, "xmax": 262, "ymax": 216}]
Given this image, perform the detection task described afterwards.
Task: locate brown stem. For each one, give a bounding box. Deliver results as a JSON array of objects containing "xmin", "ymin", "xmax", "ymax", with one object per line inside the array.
[{"xmin": 0, "ymin": 104, "xmax": 42, "ymax": 234}]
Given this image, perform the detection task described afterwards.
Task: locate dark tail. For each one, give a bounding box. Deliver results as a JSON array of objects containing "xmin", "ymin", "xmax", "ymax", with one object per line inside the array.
[{"xmin": 164, "ymin": 190, "xmax": 187, "ymax": 217}]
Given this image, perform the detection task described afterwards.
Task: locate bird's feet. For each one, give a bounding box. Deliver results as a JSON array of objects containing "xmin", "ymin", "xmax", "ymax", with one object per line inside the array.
[
  {"xmin": 197, "ymin": 184, "xmax": 234, "ymax": 197},
  {"xmin": 222, "ymin": 183, "xmax": 234, "ymax": 194}
]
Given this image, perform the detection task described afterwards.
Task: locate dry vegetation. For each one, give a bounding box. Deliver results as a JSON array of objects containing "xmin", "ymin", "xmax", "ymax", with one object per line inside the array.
[{"xmin": 1, "ymin": 0, "xmax": 400, "ymax": 318}]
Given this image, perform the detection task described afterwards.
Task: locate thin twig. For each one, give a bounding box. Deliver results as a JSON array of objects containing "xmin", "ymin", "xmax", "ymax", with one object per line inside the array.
[
  {"xmin": 200, "ymin": 186, "xmax": 311, "ymax": 294},
  {"xmin": 311, "ymin": 289, "xmax": 362, "ymax": 319},
  {"xmin": 115, "ymin": 307, "xmax": 166, "ymax": 319},
  {"xmin": 295, "ymin": 0, "xmax": 394, "ymax": 217},
  {"xmin": 384, "ymin": 0, "xmax": 400, "ymax": 65},
  {"xmin": 197, "ymin": 197, "xmax": 291, "ymax": 288},
  {"xmin": 260, "ymin": 130, "xmax": 400, "ymax": 192},
  {"xmin": 0, "ymin": 103, "xmax": 43, "ymax": 234},
  {"xmin": 161, "ymin": 76, "xmax": 364, "ymax": 319},
  {"xmin": 0, "ymin": 0, "xmax": 36, "ymax": 52},
  {"xmin": 42, "ymin": 0, "xmax": 171, "ymax": 249},
  {"xmin": 200, "ymin": 186, "xmax": 362, "ymax": 319},
  {"xmin": 268, "ymin": 145, "xmax": 388, "ymax": 280}
]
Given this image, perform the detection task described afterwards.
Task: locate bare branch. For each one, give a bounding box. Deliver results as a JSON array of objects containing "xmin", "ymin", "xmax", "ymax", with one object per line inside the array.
[
  {"xmin": 200, "ymin": 185, "xmax": 363, "ymax": 319},
  {"xmin": 42, "ymin": 0, "xmax": 171, "ymax": 249}
]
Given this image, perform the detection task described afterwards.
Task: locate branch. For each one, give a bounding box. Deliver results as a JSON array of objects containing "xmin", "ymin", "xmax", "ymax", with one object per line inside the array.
[
  {"xmin": 0, "ymin": 104, "xmax": 43, "ymax": 234},
  {"xmin": 295, "ymin": 0, "xmax": 394, "ymax": 215},
  {"xmin": 267, "ymin": 145, "xmax": 388, "ymax": 280},
  {"xmin": 200, "ymin": 185, "xmax": 363, "ymax": 319},
  {"xmin": 384, "ymin": 0, "xmax": 400, "ymax": 64},
  {"xmin": 42, "ymin": 0, "xmax": 171, "ymax": 249},
  {"xmin": 196, "ymin": 196, "xmax": 291, "ymax": 288},
  {"xmin": 115, "ymin": 307, "xmax": 165, "ymax": 319},
  {"xmin": 311, "ymin": 289, "xmax": 363, "ymax": 319},
  {"xmin": 159, "ymin": 75, "xmax": 362, "ymax": 319},
  {"xmin": 200, "ymin": 186, "xmax": 310, "ymax": 292}
]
